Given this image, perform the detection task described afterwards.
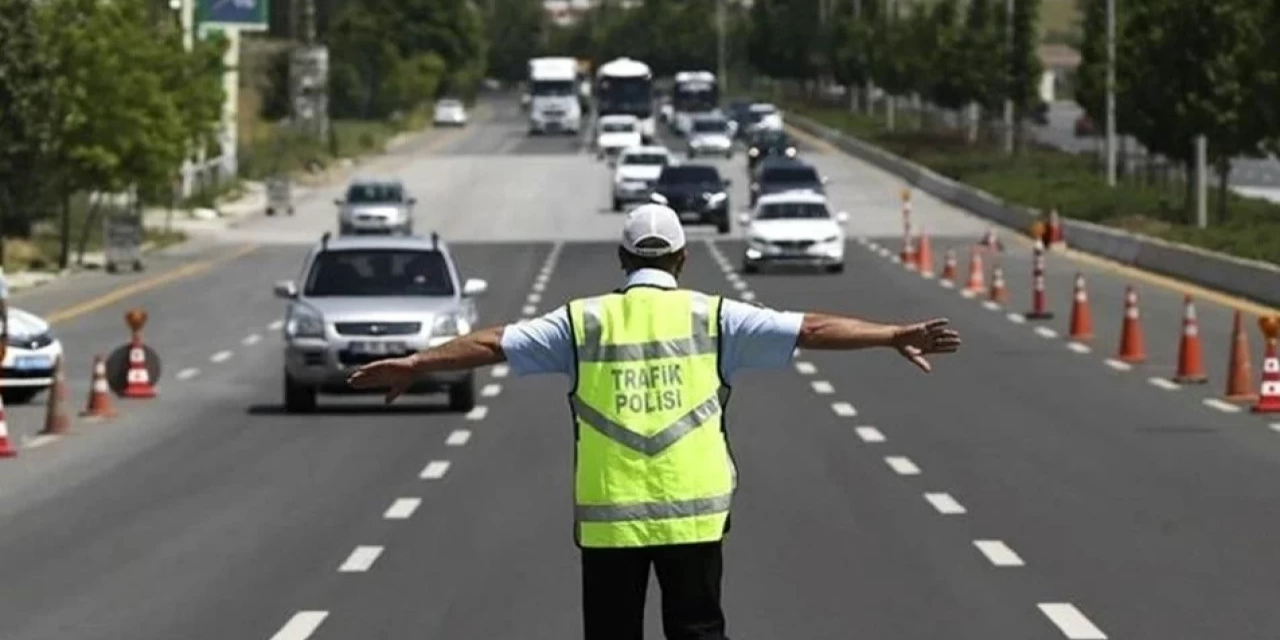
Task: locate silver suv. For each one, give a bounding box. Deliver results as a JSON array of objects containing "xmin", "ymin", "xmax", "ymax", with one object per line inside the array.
[
  {"xmin": 335, "ymin": 178, "xmax": 415, "ymax": 236},
  {"xmin": 273, "ymin": 232, "xmax": 489, "ymax": 413}
]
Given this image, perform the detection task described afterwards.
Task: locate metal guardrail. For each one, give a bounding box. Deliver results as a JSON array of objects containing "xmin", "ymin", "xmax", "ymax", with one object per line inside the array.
[{"xmin": 788, "ymin": 113, "xmax": 1280, "ymax": 309}]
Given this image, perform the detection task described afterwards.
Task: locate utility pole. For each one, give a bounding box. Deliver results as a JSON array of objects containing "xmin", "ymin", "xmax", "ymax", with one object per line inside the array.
[
  {"xmin": 1194, "ymin": 135, "xmax": 1207, "ymax": 228},
  {"xmin": 1003, "ymin": 0, "xmax": 1014, "ymax": 154},
  {"xmin": 1104, "ymin": 0, "xmax": 1117, "ymax": 186}
]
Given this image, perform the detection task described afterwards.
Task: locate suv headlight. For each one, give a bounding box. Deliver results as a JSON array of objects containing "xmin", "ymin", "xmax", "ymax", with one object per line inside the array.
[
  {"xmin": 704, "ymin": 192, "xmax": 728, "ymax": 207},
  {"xmin": 748, "ymin": 147, "xmax": 759, "ymax": 157},
  {"xmin": 785, "ymin": 146, "xmax": 797, "ymax": 157},
  {"xmin": 432, "ymin": 313, "xmax": 471, "ymax": 337},
  {"xmin": 286, "ymin": 304, "xmax": 325, "ymax": 339}
]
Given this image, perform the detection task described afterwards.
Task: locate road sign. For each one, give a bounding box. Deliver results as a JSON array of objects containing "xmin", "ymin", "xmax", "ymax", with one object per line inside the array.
[{"xmin": 197, "ymin": 0, "xmax": 268, "ymax": 31}]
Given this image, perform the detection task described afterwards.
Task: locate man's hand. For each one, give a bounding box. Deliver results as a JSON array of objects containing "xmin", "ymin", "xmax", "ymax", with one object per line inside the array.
[
  {"xmin": 346, "ymin": 355, "xmax": 420, "ymax": 403},
  {"xmin": 891, "ymin": 318, "xmax": 960, "ymax": 373}
]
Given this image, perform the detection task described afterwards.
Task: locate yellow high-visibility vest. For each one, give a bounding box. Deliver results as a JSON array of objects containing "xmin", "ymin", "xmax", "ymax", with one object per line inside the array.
[{"xmin": 568, "ymin": 287, "xmax": 735, "ymax": 548}]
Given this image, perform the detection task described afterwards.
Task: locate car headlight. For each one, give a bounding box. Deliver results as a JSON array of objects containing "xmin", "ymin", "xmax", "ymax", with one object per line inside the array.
[
  {"xmin": 748, "ymin": 147, "xmax": 759, "ymax": 157},
  {"xmin": 432, "ymin": 313, "xmax": 470, "ymax": 337},
  {"xmin": 704, "ymin": 192, "xmax": 728, "ymax": 206},
  {"xmin": 820, "ymin": 235, "xmax": 840, "ymax": 244},
  {"xmin": 785, "ymin": 147, "xmax": 797, "ymax": 157},
  {"xmin": 286, "ymin": 304, "xmax": 325, "ymax": 339}
]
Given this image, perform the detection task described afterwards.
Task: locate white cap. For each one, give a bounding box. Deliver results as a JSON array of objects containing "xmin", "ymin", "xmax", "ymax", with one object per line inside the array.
[{"xmin": 621, "ymin": 203, "xmax": 686, "ymax": 257}]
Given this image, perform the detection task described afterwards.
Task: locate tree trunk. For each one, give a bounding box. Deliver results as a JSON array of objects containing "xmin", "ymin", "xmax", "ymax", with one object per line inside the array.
[
  {"xmin": 58, "ymin": 191, "xmax": 72, "ymax": 271},
  {"xmin": 76, "ymin": 194, "xmax": 102, "ymax": 266}
]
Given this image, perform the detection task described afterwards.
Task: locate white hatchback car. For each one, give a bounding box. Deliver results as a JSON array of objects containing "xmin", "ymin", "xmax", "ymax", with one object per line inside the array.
[
  {"xmin": 739, "ymin": 191, "xmax": 848, "ymax": 274},
  {"xmin": 433, "ymin": 98, "xmax": 467, "ymax": 126},
  {"xmin": 1, "ymin": 307, "xmax": 65, "ymax": 403},
  {"xmin": 596, "ymin": 115, "xmax": 643, "ymax": 159},
  {"xmin": 611, "ymin": 146, "xmax": 673, "ymax": 211}
]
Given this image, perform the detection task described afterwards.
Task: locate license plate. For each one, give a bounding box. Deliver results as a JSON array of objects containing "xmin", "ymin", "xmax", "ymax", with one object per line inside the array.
[
  {"xmin": 347, "ymin": 341, "xmax": 408, "ymax": 356},
  {"xmin": 14, "ymin": 355, "xmax": 52, "ymax": 371},
  {"xmin": 680, "ymin": 212, "xmax": 702, "ymax": 222}
]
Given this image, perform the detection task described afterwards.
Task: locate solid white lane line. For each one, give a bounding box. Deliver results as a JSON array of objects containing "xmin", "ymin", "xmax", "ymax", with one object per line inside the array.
[
  {"xmin": 974, "ymin": 540, "xmax": 1025, "ymax": 566},
  {"xmin": 1203, "ymin": 398, "xmax": 1242, "ymax": 413},
  {"xmin": 176, "ymin": 367, "xmax": 200, "ymax": 380},
  {"xmin": 210, "ymin": 350, "xmax": 232, "ymax": 363},
  {"xmin": 811, "ymin": 380, "xmax": 835, "ymax": 394},
  {"xmin": 831, "ymin": 402, "xmax": 857, "ymax": 417},
  {"xmin": 527, "ymin": 292, "xmax": 541, "ymax": 304},
  {"xmin": 981, "ymin": 300, "xmax": 1000, "ymax": 311},
  {"xmin": 885, "ymin": 456, "xmax": 920, "ymax": 475},
  {"xmin": 854, "ymin": 426, "xmax": 885, "ymax": 443},
  {"xmin": 1006, "ymin": 312, "xmax": 1026, "ymax": 324},
  {"xmin": 338, "ymin": 546, "xmax": 383, "ymax": 573},
  {"xmin": 481, "ymin": 383, "xmax": 501, "ymax": 397},
  {"xmin": 268, "ymin": 611, "xmax": 329, "ymax": 640},
  {"xmin": 522, "ymin": 305, "xmax": 537, "ymax": 316},
  {"xmin": 420, "ymin": 460, "xmax": 451, "ymax": 479},
  {"xmin": 1147, "ymin": 377, "xmax": 1180, "ymax": 391},
  {"xmin": 465, "ymin": 406, "xmax": 489, "ymax": 421},
  {"xmin": 1104, "ymin": 359, "xmax": 1132, "ymax": 371},
  {"xmin": 268, "ymin": 319, "xmax": 284, "ymax": 331},
  {"xmin": 794, "ymin": 361, "xmax": 817, "ymax": 375},
  {"xmin": 384, "ymin": 498, "xmax": 421, "ymax": 520},
  {"xmin": 741, "ymin": 291, "xmax": 756, "ymax": 301},
  {"xmin": 243, "ymin": 333, "xmax": 262, "ymax": 346},
  {"xmin": 924, "ymin": 492, "xmax": 966, "ymax": 514},
  {"xmin": 446, "ymin": 430, "xmax": 472, "ymax": 446},
  {"xmin": 1067, "ymin": 342, "xmax": 1092, "ymax": 354},
  {"xmin": 1037, "ymin": 603, "xmax": 1108, "ymax": 639},
  {"xmin": 1034, "ymin": 327, "xmax": 1059, "ymax": 339},
  {"xmin": 491, "ymin": 364, "xmax": 509, "ymax": 378}
]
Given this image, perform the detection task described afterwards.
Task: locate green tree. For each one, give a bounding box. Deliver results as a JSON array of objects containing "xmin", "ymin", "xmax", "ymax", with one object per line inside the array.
[
  {"xmin": 484, "ymin": 0, "xmax": 547, "ymax": 82},
  {"xmin": 957, "ymin": 0, "xmax": 1002, "ymax": 119},
  {"xmin": 1007, "ymin": 0, "xmax": 1042, "ymax": 151}
]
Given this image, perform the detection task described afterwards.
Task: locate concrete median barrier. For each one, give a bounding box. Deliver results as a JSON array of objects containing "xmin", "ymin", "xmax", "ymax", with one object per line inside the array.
[{"xmin": 788, "ymin": 113, "xmax": 1280, "ymax": 308}]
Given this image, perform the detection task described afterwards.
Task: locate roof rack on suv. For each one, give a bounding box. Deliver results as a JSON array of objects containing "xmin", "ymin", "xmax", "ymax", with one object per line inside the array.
[
  {"xmin": 321, "ymin": 231, "xmax": 331, "ymax": 248},
  {"xmin": 431, "ymin": 231, "xmax": 440, "ymax": 248}
]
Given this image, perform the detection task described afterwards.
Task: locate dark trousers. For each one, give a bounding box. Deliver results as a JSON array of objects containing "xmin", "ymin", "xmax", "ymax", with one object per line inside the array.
[{"xmin": 580, "ymin": 541, "xmax": 730, "ymax": 640}]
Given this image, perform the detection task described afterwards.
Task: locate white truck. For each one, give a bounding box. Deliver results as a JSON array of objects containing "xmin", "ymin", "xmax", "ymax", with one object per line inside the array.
[
  {"xmin": 528, "ymin": 57, "xmax": 583, "ymax": 135},
  {"xmin": 595, "ymin": 57, "xmax": 656, "ymax": 143},
  {"xmin": 671, "ymin": 70, "xmax": 719, "ymax": 138}
]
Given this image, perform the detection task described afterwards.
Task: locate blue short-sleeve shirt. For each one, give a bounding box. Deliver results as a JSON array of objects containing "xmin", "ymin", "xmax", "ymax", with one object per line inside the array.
[{"xmin": 499, "ymin": 269, "xmax": 804, "ymax": 383}]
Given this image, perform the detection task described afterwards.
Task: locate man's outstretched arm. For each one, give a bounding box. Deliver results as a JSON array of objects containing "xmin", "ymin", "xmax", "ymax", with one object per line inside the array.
[
  {"xmin": 797, "ymin": 312, "xmax": 960, "ymax": 372},
  {"xmin": 408, "ymin": 326, "xmax": 507, "ymax": 371}
]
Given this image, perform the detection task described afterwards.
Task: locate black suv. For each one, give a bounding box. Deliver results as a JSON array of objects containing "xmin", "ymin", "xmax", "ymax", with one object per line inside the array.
[
  {"xmin": 652, "ymin": 164, "xmax": 733, "ymax": 234},
  {"xmin": 746, "ymin": 129, "xmax": 797, "ymax": 171},
  {"xmin": 749, "ymin": 157, "xmax": 825, "ymax": 207}
]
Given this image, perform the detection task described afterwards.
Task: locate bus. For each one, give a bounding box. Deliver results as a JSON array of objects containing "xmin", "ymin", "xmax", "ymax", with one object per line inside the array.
[
  {"xmin": 595, "ymin": 57, "xmax": 656, "ymax": 143},
  {"xmin": 527, "ymin": 57, "xmax": 583, "ymax": 135},
  {"xmin": 670, "ymin": 70, "xmax": 719, "ymax": 137}
]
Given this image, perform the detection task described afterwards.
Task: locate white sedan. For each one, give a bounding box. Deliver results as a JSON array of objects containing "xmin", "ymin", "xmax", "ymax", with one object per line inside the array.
[
  {"xmin": 433, "ymin": 99, "xmax": 468, "ymax": 127},
  {"xmin": 595, "ymin": 115, "xmax": 643, "ymax": 159},
  {"xmin": 739, "ymin": 191, "xmax": 848, "ymax": 274},
  {"xmin": 611, "ymin": 146, "xmax": 673, "ymax": 211},
  {"xmin": 1, "ymin": 307, "xmax": 65, "ymax": 403}
]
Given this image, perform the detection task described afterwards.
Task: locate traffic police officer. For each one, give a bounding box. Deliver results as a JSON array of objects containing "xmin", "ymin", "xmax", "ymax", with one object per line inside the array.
[{"xmin": 347, "ymin": 203, "xmax": 960, "ymax": 640}]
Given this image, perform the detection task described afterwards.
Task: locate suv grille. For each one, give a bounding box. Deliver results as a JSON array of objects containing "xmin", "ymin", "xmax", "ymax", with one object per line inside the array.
[{"xmin": 334, "ymin": 322, "xmax": 421, "ymax": 336}]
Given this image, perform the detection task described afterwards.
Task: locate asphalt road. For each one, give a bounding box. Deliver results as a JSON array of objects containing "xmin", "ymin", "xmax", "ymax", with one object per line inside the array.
[{"xmin": 1, "ymin": 97, "xmax": 1278, "ymax": 640}]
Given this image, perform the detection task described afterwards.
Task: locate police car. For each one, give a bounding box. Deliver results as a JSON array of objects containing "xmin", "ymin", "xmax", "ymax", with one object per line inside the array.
[
  {"xmin": 739, "ymin": 191, "xmax": 848, "ymax": 274},
  {"xmin": 1, "ymin": 307, "xmax": 65, "ymax": 404}
]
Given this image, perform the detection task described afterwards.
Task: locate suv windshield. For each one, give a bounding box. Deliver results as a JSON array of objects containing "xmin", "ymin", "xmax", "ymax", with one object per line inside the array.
[
  {"xmin": 763, "ymin": 167, "xmax": 819, "ymax": 184},
  {"xmin": 622, "ymin": 153, "xmax": 668, "ymax": 165},
  {"xmin": 304, "ymin": 249, "xmax": 454, "ymax": 297},
  {"xmin": 753, "ymin": 132, "xmax": 790, "ymax": 147},
  {"xmin": 602, "ymin": 121, "xmax": 635, "ymax": 133},
  {"xmin": 346, "ymin": 183, "xmax": 404, "ymax": 204},
  {"xmin": 757, "ymin": 202, "xmax": 830, "ymax": 220},
  {"xmin": 659, "ymin": 165, "xmax": 721, "ymax": 185},
  {"xmin": 693, "ymin": 119, "xmax": 727, "ymax": 133}
]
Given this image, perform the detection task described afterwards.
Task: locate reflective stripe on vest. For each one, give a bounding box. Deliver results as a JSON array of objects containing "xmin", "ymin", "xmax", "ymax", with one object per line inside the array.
[{"xmin": 569, "ymin": 289, "xmax": 734, "ymax": 548}]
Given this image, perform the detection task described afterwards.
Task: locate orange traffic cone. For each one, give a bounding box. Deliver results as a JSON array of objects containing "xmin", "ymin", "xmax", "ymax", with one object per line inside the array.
[
  {"xmin": 988, "ymin": 265, "xmax": 1008, "ymax": 303},
  {"xmin": 977, "ymin": 227, "xmax": 1004, "ymax": 253},
  {"xmin": 963, "ymin": 247, "xmax": 985, "ymax": 295},
  {"xmin": 1173, "ymin": 296, "xmax": 1208, "ymax": 384},
  {"xmin": 1025, "ymin": 239, "xmax": 1054, "ymax": 320},
  {"xmin": 901, "ymin": 223, "xmax": 917, "ymax": 270},
  {"xmin": 80, "ymin": 355, "xmax": 118, "ymax": 419},
  {"xmin": 1068, "ymin": 274, "xmax": 1093, "ymax": 341},
  {"xmin": 1253, "ymin": 316, "xmax": 1280, "ymax": 413},
  {"xmin": 940, "ymin": 249, "xmax": 958, "ymax": 284},
  {"xmin": 40, "ymin": 355, "xmax": 71, "ymax": 435},
  {"xmin": 1224, "ymin": 311, "xmax": 1256, "ymax": 402},
  {"xmin": 1046, "ymin": 209, "xmax": 1066, "ymax": 250},
  {"xmin": 916, "ymin": 230, "xmax": 934, "ymax": 277},
  {"xmin": 0, "ymin": 392, "xmax": 14, "ymax": 458},
  {"xmin": 123, "ymin": 344, "xmax": 157, "ymax": 398},
  {"xmin": 1117, "ymin": 286, "xmax": 1146, "ymax": 363}
]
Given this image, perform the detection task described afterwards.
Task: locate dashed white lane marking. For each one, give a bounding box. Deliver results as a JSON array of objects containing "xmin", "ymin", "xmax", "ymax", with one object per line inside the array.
[
  {"xmin": 527, "ymin": 293, "xmax": 541, "ymax": 304},
  {"xmin": 268, "ymin": 611, "xmax": 329, "ymax": 640},
  {"xmin": 522, "ymin": 305, "xmax": 537, "ymax": 316},
  {"xmin": 268, "ymin": 319, "xmax": 284, "ymax": 331},
  {"xmin": 725, "ymin": 272, "xmax": 741, "ymax": 283},
  {"xmin": 1269, "ymin": 423, "xmax": 1280, "ymax": 434},
  {"xmin": 384, "ymin": 498, "xmax": 421, "ymax": 520},
  {"xmin": 741, "ymin": 291, "xmax": 757, "ymax": 301},
  {"xmin": 338, "ymin": 546, "xmax": 383, "ymax": 573},
  {"xmin": 831, "ymin": 402, "xmax": 857, "ymax": 417},
  {"xmin": 960, "ymin": 289, "xmax": 976, "ymax": 298},
  {"xmin": 1006, "ymin": 312, "xmax": 1026, "ymax": 324},
  {"xmin": 732, "ymin": 280, "xmax": 748, "ymax": 291},
  {"xmin": 924, "ymin": 492, "xmax": 966, "ymax": 514},
  {"xmin": 795, "ymin": 361, "xmax": 817, "ymax": 375},
  {"xmin": 811, "ymin": 380, "xmax": 835, "ymax": 394},
  {"xmin": 532, "ymin": 281, "xmax": 546, "ymax": 292},
  {"xmin": 855, "ymin": 426, "xmax": 885, "ymax": 443},
  {"xmin": 1203, "ymin": 398, "xmax": 1242, "ymax": 413},
  {"xmin": 446, "ymin": 429, "xmax": 472, "ymax": 446},
  {"xmin": 885, "ymin": 456, "xmax": 921, "ymax": 475},
  {"xmin": 939, "ymin": 279, "xmax": 955, "ymax": 289},
  {"xmin": 1034, "ymin": 327, "xmax": 1059, "ymax": 339},
  {"xmin": 974, "ymin": 540, "xmax": 1025, "ymax": 567},
  {"xmin": 481, "ymin": 383, "xmax": 501, "ymax": 397},
  {"xmin": 176, "ymin": 367, "xmax": 200, "ymax": 380},
  {"xmin": 981, "ymin": 300, "xmax": 1000, "ymax": 311},
  {"xmin": 24, "ymin": 434, "xmax": 59, "ymax": 449},
  {"xmin": 420, "ymin": 460, "xmax": 451, "ymax": 479},
  {"xmin": 210, "ymin": 350, "xmax": 233, "ymax": 363},
  {"xmin": 1067, "ymin": 342, "xmax": 1092, "ymax": 354},
  {"xmin": 465, "ymin": 406, "xmax": 489, "ymax": 421},
  {"xmin": 1147, "ymin": 377, "xmax": 1180, "ymax": 391},
  {"xmin": 491, "ymin": 364, "xmax": 509, "ymax": 378},
  {"xmin": 1037, "ymin": 603, "xmax": 1108, "ymax": 639},
  {"xmin": 1103, "ymin": 359, "xmax": 1132, "ymax": 371}
]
